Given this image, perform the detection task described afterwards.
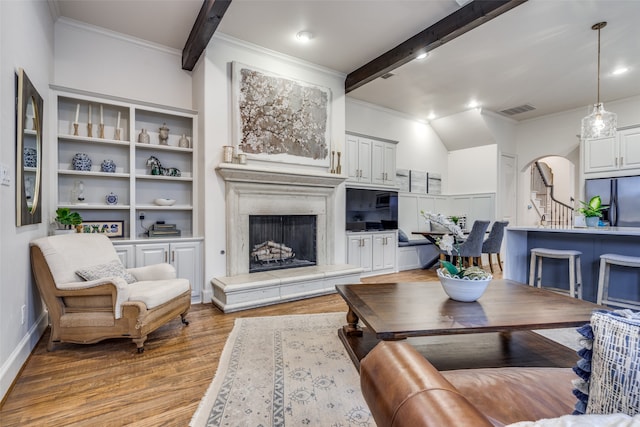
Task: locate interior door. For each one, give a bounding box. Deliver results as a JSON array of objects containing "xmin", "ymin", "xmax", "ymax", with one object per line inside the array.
[{"xmin": 499, "ymin": 153, "xmax": 517, "ymax": 223}]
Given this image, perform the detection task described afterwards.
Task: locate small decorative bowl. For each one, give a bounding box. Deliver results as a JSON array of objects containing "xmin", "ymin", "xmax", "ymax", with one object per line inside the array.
[{"xmin": 154, "ymin": 198, "xmax": 176, "ymax": 206}]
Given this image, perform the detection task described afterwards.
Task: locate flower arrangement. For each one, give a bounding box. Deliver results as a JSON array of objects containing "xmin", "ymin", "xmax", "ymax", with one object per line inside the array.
[{"xmin": 420, "ymin": 210, "xmax": 492, "ymax": 280}]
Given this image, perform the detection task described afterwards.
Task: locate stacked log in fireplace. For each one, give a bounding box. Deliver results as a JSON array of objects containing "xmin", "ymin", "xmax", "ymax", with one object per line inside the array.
[{"xmin": 251, "ymin": 240, "xmax": 296, "ymax": 264}]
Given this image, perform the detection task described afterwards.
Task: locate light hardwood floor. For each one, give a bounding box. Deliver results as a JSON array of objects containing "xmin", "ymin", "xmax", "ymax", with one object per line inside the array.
[{"xmin": 0, "ymin": 266, "xmax": 502, "ymax": 426}]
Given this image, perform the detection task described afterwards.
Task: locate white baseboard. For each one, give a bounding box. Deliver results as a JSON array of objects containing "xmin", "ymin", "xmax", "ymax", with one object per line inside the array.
[{"xmin": 0, "ymin": 311, "xmax": 48, "ymax": 400}]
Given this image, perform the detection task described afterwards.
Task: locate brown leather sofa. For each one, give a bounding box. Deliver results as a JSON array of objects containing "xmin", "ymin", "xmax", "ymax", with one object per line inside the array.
[{"xmin": 360, "ymin": 340, "xmax": 577, "ymax": 427}]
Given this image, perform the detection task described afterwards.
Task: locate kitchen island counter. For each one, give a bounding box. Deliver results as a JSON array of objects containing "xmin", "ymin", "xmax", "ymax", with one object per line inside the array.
[{"xmin": 505, "ymin": 226, "xmax": 640, "ymax": 304}]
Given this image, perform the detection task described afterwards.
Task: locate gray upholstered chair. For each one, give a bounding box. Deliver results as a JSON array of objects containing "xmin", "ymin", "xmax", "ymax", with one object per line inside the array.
[
  {"xmin": 481, "ymin": 221, "xmax": 509, "ymax": 273},
  {"xmin": 439, "ymin": 220, "xmax": 490, "ymax": 268},
  {"xmin": 30, "ymin": 233, "xmax": 191, "ymax": 353}
]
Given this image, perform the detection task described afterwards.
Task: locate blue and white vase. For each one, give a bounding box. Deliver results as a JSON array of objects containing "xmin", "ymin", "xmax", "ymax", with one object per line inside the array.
[
  {"xmin": 72, "ymin": 153, "xmax": 92, "ymax": 171},
  {"xmin": 23, "ymin": 147, "xmax": 37, "ymax": 168},
  {"xmin": 101, "ymin": 159, "xmax": 116, "ymax": 173}
]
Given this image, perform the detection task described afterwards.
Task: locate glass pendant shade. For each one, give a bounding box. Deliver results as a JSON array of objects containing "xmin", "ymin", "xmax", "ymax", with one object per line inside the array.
[{"xmin": 581, "ymin": 102, "xmax": 617, "ymax": 139}]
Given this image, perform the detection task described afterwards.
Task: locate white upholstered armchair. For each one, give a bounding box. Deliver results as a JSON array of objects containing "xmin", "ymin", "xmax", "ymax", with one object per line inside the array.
[{"xmin": 30, "ymin": 233, "xmax": 191, "ymax": 353}]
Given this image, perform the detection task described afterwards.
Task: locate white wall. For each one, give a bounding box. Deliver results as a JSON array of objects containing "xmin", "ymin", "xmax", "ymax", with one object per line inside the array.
[
  {"xmin": 201, "ymin": 34, "xmax": 347, "ymax": 289},
  {"xmin": 447, "ymin": 145, "xmax": 498, "ymax": 195},
  {"xmin": 0, "ymin": 0, "xmax": 54, "ymax": 400},
  {"xmin": 54, "ymin": 19, "xmax": 192, "ymax": 109}
]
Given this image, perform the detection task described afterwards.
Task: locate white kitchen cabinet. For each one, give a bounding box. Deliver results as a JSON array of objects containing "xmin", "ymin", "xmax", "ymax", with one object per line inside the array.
[
  {"xmin": 346, "ymin": 134, "xmax": 371, "ymax": 183},
  {"xmin": 347, "ymin": 233, "xmax": 372, "ymax": 272},
  {"xmin": 346, "ymin": 133, "xmax": 397, "ymax": 187},
  {"xmin": 135, "ymin": 241, "xmax": 202, "ymax": 301},
  {"xmin": 347, "ymin": 231, "xmax": 397, "ymax": 276},
  {"xmin": 583, "ymin": 127, "xmax": 640, "ymax": 175},
  {"xmin": 372, "ymin": 232, "xmax": 396, "ymax": 271},
  {"xmin": 371, "ymin": 139, "xmax": 396, "ymax": 186}
]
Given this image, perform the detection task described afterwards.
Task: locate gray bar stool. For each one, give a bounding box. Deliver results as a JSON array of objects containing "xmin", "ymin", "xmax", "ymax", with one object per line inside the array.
[
  {"xmin": 529, "ymin": 248, "xmax": 583, "ymax": 299},
  {"xmin": 597, "ymin": 253, "xmax": 640, "ymax": 309}
]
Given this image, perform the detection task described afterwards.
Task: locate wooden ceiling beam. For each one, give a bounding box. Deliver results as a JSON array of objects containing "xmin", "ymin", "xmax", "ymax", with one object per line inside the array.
[
  {"xmin": 182, "ymin": 0, "xmax": 232, "ymax": 71},
  {"xmin": 345, "ymin": 0, "xmax": 527, "ymax": 93}
]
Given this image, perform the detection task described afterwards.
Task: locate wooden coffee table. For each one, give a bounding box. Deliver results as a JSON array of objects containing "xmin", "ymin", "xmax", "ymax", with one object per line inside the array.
[{"xmin": 336, "ymin": 279, "xmax": 604, "ymax": 370}]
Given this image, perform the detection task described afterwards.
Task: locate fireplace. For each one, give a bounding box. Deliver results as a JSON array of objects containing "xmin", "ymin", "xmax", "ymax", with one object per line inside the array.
[
  {"xmin": 213, "ymin": 164, "xmax": 361, "ymax": 313},
  {"xmin": 249, "ymin": 215, "xmax": 317, "ymax": 273}
]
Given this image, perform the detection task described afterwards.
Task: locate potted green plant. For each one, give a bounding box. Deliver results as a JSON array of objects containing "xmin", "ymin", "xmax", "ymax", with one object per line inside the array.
[
  {"xmin": 578, "ymin": 196, "xmax": 606, "ymax": 227},
  {"xmin": 53, "ymin": 207, "xmax": 82, "ymax": 234}
]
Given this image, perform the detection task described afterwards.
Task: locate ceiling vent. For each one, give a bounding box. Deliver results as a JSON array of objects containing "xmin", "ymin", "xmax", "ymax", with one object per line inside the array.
[
  {"xmin": 499, "ymin": 104, "xmax": 536, "ymax": 116},
  {"xmin": 380, "ymin": 72, "xmax": 395, "ymax": 80}
]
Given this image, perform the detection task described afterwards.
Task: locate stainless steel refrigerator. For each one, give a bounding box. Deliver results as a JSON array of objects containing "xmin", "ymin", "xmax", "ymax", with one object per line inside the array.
[{"xmin": 585, "ymin": 176, "xmax": 640, "ymax": 227}]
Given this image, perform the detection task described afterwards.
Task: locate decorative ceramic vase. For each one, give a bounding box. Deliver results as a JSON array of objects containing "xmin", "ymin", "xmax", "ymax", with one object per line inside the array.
[
  {"xmin": 437, "ymin": 268, "xmax": 491, "ymax": 302},
  {"xmin": 23, "ymin": 147, "xmax": 37, "ymax": 168},
  {"xmin": 101, "ymin": 159, "xmax": 116, "ymax": 173},
  {"xmin": 178, "ymin": 134, "xmax": 190, "ymax": 148},
  {"xmin": 138, "ymin": 128, "xmax": 150, "ymax": 144},
  {"xmin": 105, "ymin": 192, "xmax": 118, "ymax": 205},
  {"xmin": 72, "ymin": 153, "xmax": 92, "ymax": 171},
  {"xmin": 159, "ymin": 123, "xmax": 169, "ymax": 145},
  {"xmin": 585, "ymin": 216, "xmax": 600, "ymax": 227}
]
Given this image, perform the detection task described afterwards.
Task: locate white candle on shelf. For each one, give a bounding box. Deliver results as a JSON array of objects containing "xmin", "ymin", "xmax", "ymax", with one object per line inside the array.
[
  {"xmin": 100, "ymin": 105, "xmax": 104, "ymax": 125},
  {"xmin": 116, "ymin": 111, "xmax": 121, "ymax": 129},
  {"xmin": 74, "ymin": 104, "xmax": 80, "ymax": 124},
  {"xmin": 88, "ymin": 104, "xmax": 92, "ymax": 124}
]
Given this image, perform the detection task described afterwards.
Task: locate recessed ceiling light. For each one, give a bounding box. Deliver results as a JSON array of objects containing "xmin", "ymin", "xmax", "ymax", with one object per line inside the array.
[
  {"xmin": 296, "ymin": 31, "xmax": 314, "ymax": 42},
  {"xmin": 612, "ymin": 67, "xmax": 629, "ymax": 76},
  {"xmin": 416, "ymin": 52, "xmax": 428, "ymax": 60},
  {"xmin": 467, "ymin": 100, "xmax": 480, "ymax": 109},
  {"xmin": 427, "ymin": 113, "xmax": 436, "ymax": 120}
]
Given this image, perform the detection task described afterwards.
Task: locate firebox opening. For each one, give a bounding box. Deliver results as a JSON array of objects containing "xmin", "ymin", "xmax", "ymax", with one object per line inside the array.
[{"xmin": 249, "ymin": 215, "xmax": 317, "ymax": 273}]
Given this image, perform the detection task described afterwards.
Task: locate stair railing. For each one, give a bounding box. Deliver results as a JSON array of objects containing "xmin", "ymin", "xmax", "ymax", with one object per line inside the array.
[{"xmin": 532, "ymin": 161, "xmax": 574, "ymax": 228}]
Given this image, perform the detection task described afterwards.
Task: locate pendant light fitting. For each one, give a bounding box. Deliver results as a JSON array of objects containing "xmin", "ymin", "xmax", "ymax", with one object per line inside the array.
[{"xmin": 581, "ymin": 21, "xmax": 617, "ymax": 139}]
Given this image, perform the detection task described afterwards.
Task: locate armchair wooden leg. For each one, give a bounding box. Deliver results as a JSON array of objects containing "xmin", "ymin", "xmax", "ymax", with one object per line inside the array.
[
  {"xmin": 497, "ymin": 253, "xmax": 503, "ymax": 271},
  {"xmin": 488, "ymin": 254, "xmax": 495, "ymax": 273},
  {"xmin": 181, "ymin": 313, "xmax": 189, "ymax": 326},
  {"xmin": 132, "ymin": 335, "xmax": 147, "ymax": 353}
]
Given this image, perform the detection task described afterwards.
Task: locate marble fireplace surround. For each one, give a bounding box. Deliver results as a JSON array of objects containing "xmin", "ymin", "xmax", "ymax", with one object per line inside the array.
[{"xmin": 212, "ymin": 164, "xmax": 362, "ymax": 312}]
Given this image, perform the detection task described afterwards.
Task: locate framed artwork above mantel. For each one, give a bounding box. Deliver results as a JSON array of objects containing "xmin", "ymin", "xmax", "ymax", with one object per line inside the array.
[{"xmin": 232, "ymin": 62, "xmax": 331, "ymax": 167}]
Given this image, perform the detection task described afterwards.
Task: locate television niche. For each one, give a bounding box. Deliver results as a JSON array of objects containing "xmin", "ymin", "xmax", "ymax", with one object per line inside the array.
[{"xmin": 346, "ymin": 188, "xmax": 398, "ymax": 231}]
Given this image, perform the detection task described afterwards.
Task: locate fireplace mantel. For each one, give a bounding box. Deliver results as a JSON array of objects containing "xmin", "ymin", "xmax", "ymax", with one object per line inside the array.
[
  {"xmin": 212, "ymin": 162, "xmax": 361, "ymax": 312},
  {"xmin": 216, "ymin": 163, "xmax": 347, "ymax": 187}
]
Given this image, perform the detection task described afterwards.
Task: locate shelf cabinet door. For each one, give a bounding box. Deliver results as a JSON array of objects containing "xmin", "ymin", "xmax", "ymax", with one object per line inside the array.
[
  {"xmin": 136, "ymin": 243, "xmax": 169, "ymax": 265},
  {"xmin": 371, "ymin": 140, "xmax": 385, "ymax": 185},
  {"xmin": 619, "ymin": 127, "xmax": 640, "ymax": 170},
  {"xmin": 170, "ymin": 241, "xmax": 202, "ymax": 300},
  {"xmin": 372, "ymin": 232, "xmax": 396, "ymax": 271},
  {"xmin": 583, "ymin": 136, "xmax": 617, "ymax": 173},
  {"xmin": 347, "ymin": 234, "xmax": 372, "ymax": 272},
  {"xmin": 115, "ymin": 244, "xmax": 135, "ymax": 268},
  {"xmin": 345, "ymin": 135, "xmax": 371, "ymax": 183}
]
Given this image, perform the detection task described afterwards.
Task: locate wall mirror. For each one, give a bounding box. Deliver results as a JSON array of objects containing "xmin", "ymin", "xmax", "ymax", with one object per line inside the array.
[{"xmin": 16, "ymin": 68, "xmax": 43, "ymax": 226}]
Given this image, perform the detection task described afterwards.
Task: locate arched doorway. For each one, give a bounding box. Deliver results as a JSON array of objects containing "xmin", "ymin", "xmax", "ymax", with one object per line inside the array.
[{"xmin": 520, "ymin": 156, "xmax": 576, "ymax": 226}]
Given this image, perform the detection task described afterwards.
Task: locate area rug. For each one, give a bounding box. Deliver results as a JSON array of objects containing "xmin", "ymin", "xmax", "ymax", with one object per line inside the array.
[{"xmin": 189, "ymin": 312, "xmax": 375, "ymax": 427}]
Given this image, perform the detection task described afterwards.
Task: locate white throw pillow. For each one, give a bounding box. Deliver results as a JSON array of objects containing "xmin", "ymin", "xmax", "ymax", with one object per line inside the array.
[{"xmin": 76, "ymin": 260, "xmax": 137, "ymax": 284}]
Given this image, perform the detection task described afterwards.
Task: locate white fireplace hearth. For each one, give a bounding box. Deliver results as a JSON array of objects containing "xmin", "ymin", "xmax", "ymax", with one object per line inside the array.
[{"xmin": 212, "ymin": 163, "xmax": 362, "ymax": 312}]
